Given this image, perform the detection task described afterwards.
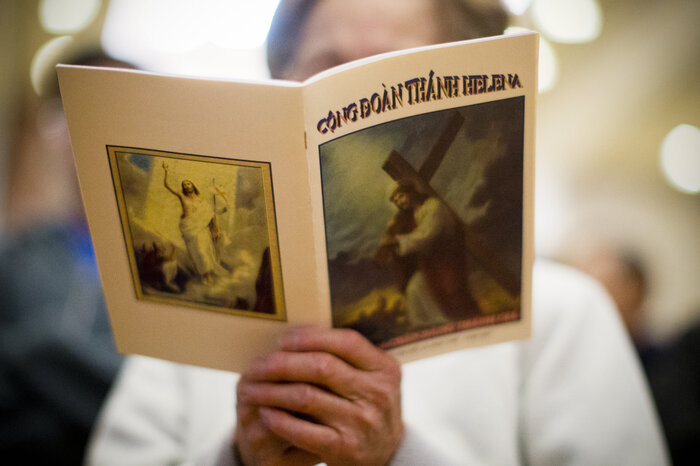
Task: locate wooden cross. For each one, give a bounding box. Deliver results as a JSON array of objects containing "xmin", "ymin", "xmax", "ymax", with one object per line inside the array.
[{"xmin": 381, "ymin": 111, "xmax": 520, "ymax": 295}]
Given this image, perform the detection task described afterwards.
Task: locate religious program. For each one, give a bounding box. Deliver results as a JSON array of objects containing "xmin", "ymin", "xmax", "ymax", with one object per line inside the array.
[{"xmin": 57, "ymin": 31, "xmax": 538, "ymax": 372}]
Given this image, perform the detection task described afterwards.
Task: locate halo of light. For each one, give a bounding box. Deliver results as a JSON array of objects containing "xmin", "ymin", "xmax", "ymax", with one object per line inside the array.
[
  {"xmin": 537, "ymin": 37, "xmax": 558, "ymax": 92},
  {"xmin": 505, "ymin": 27, "xmax": 558, "ymax": 93},
  {"xmin": 660, "ymin": 124, "xmax": 700, "ymax": 194},
  {"xmin": 209, "ymin": 0, "xmax": 280, "ymax": 49},
  {"xmin": 531, "ymin": 0, "xmax": 602, "ymax": 44},
  {"xmin": 502, "ymin": 0, "xmax": 534, "ymax": 16},
  {"xmin": 102, "ymin": 0, "xmax": 281, "ymax": 77},
  {"xmin": 39, "ymin": 0, "xmax": 101, "ymax": 34},
  {"xmin": 103, "ymin": 0, "xmax": 280, "ymax": 55},
  {"xmin": 30, "ymin": 35, "xmax": 74, "ymax": 95},
  {"xmin": 144, "ymin": 0, "xmax": 208, "ymax": 53}
]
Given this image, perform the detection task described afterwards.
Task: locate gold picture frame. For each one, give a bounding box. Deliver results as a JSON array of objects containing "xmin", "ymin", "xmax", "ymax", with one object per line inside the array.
[{"xmin": 107, "ymin": 145, "xmax": 286, "ymax": 321}]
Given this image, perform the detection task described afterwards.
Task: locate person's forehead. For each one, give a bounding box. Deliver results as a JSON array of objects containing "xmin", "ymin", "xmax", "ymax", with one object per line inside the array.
[
  {"xmin": 291, "ymin": 0, "xmax": 440, "ymax": 79},
  {"xmin": 308, "ymin": 0, "xmax": 438, "ymax": 46}
]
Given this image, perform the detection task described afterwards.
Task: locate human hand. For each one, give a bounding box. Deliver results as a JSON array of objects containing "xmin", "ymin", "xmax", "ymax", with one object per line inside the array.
[
  {"xmin": 235, "ymin": 326, "xmax": 404, "ymax": 466},
  {"xmin": 373, "ymin": 236, "xmax": 399, "ymax": 266},
  {"xmin": 234, "ymin": 400, "xmax": 320, "ymax": 466}
]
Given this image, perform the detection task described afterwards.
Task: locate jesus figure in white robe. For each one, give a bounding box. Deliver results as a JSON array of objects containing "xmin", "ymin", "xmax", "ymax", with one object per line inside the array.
[{"xmin": 163, "ymin": 162, "xmax": 222, "ymax": 285}]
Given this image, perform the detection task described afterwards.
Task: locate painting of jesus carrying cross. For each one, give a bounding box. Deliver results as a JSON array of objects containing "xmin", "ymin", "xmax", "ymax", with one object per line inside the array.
[{"xmin": 319, "ymin": 96, "xmax": 525, "ymax": 348}]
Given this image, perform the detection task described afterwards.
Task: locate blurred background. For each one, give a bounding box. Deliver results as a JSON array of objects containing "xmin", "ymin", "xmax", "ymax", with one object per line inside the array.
[
  {"xmin": 2, "ymin": 0, "xmax": 697, "ymax": 340},
  {"xmin": 0, "ymin": 0, "xmax": 698, "ymax": 464}
]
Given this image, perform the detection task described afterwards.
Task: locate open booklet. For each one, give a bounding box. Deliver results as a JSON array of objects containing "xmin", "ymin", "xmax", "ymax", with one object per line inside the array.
[{"xmin": 58, "ymin": 31, "xmax": 538, "ymax": 373}]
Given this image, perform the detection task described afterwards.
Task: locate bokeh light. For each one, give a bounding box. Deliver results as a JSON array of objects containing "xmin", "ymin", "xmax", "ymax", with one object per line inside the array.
[
  {"xmin": 502, "ymin": 0, "xmax": 534, "ymax": 16},
  {"xmin": 101, "ymin": 0, "xmax": 280, "ymax": 78},
  {"xmin": 102, "ymin": 0, "xmax": 280, "ymax": 54},
  {"xmin": 39, "ymin": 0, "xmax": 101, "ymax": 34},
  {"xmin": 531, "ymin": 0, "xmax": 602, "ymax": 44},
  {"xmin": 660, "ymin": 124, "xmax": 700, "ymax": 194},
  {"xmin": 30, "ymin": 35, "xmax": 74, "ymax": 95},
  {"xmin": 505, "ymin": 27, "xmax": 558, "ymax": 93},
  {"xmin": 537, "ymin": 36, "xmax": 558, "ymax": 93}
]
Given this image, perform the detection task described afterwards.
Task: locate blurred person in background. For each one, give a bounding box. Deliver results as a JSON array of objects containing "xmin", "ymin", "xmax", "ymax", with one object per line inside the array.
[
  {"xmin": 0, "ymin": 48, "xmax": 132, "ymax": 464},
  {"xmin": 645, "ymin": 314, "xmax": 700, "ymax": 466},
  {"xmin": 85, "ymin": 1, "xmax": 668, "ymax": 464},
  {"xmin": 570, "ymin": 245, "xmax": 652, "ymax": 353},
  {"xmin": 570, "ymin": 243, "xmax": 700, "ymax": 465}
]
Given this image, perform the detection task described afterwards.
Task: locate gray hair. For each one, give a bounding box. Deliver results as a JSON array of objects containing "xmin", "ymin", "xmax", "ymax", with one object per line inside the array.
[{"xmin": 266, "ymin": 0, "xmax": 509, "ymax": 79}]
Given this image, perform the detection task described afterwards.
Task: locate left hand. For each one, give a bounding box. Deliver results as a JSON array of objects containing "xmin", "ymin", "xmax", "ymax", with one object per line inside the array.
[{"xmin": 236, "ymin": 326, "xmax": 404, "ymax": 466}]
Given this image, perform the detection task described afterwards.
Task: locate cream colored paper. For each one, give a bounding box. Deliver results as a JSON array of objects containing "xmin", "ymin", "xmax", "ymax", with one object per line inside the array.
[
  {"xmin": 58, "ymin": 32, "xmax": 537, "ymax": 372},
  {"xmin": 303, "ymin": 32, "xmax": 537, "ymax": 363}
]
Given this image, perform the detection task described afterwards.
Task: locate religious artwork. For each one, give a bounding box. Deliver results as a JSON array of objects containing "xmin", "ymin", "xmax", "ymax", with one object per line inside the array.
[
  {"xmin": 108, "ymin": 146, "xmax": 285, "ymax": 320},
  {"xmin": 60, "ymin": 33, "xmax": 536, "ymax": 371},
  {"xmin": 319, "ymin": 97, "xmax": 525, "ymax": 347}
]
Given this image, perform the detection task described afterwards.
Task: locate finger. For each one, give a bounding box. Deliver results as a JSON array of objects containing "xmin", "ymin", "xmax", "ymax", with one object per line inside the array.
[
  {"xmin": 238, "ymin": 381, "xmax": 354, "ymax": 426},
  {"xmin": 258, "ymin": 406, "xmax": 339, "ymax": 457},
  {"xmin": 247, "ymin": 351, "xmax": 363, "ymax": 400},
  {"xmin": 235, "ymin": 405, "xmax": 285, "ymax": 455},
  {"xmin": 236, "ymin": 409, "xmax": 321, "ymax": 466},
  {"xmin": 279, "ymin": 326, "xmax": 393, "ymax": 371},
  {"xmin": 280, "ymin": 448, "xmax": 322, "ymax": 466}
]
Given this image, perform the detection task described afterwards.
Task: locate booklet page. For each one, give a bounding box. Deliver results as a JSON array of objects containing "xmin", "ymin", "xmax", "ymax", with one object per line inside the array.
[
  {"xmin": 59, "ymin": 67, "xmax": 321, "ymax": 372},
  {"xmin": 302, "ymin": 33, "xmax": 537, "ymax": 363}
]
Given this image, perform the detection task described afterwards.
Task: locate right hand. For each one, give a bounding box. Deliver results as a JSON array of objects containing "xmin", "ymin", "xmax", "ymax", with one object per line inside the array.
[
  {"xmin": 235, "ymin": 326, "xmax": 404, "ymax": 466},
  {"xmin": 235, "ymin": 373, "xmax": 320, "ymax": 466}
]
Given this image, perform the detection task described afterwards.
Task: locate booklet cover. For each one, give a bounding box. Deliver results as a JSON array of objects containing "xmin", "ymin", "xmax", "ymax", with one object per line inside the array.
[{"xmin": 58, "ymin": 32, "xmax": 538, "ymax": 372}]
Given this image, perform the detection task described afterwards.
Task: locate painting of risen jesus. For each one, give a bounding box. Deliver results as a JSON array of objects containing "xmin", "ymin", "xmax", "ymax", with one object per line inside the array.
[{"xmin": 108, "ymin": 146, "xmax": 285, "ymax": 320}]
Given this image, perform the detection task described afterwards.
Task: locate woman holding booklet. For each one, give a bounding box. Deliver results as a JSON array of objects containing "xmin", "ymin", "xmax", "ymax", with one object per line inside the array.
[{"xmin": 86, "ymin": 1, "xmax": 668, "ymax": 465}]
